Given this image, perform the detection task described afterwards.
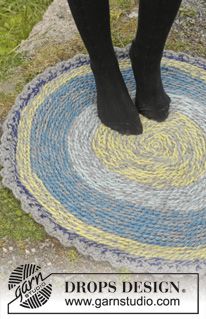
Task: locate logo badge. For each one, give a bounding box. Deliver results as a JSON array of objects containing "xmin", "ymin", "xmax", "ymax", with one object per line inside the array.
[{"xmin": 8, "ymin": 264, "xmax": 52, "ymax": 309}]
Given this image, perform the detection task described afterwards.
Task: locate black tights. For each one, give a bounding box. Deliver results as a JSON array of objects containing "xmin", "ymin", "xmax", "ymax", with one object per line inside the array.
[{"xmin": 67, "ymin": 0, "xmax": 182, "ymax": 135}]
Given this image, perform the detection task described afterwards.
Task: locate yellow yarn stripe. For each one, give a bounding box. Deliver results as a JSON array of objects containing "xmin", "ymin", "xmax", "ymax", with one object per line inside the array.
[
  {"xmin": 92, "ymin": 112, "xmax": 206, "ymax": 189},
  {"xmin": 16, "ymin": 60, "xmax": 206, "ymax": 260}
]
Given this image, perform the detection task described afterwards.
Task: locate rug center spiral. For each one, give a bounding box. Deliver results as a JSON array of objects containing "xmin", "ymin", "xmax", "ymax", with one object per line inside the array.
[{"xmin": 92, "ymin": 112, "xmax": 206, "ymax": 189}]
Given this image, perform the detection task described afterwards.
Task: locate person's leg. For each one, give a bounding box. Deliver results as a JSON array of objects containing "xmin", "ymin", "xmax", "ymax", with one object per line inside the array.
[
  {"xmin": 129, "ymin": 0, "xmax": 182, "ymax": 121},
  {"xmin": 67, "ymin": 0, "xmax": 142, "ymax": 135}
]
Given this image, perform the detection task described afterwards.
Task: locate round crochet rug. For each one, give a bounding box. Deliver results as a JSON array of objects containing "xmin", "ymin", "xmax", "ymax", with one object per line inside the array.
[{"xmin": 1, "ymin": 46, "xmax": 206, "ymax": 272}]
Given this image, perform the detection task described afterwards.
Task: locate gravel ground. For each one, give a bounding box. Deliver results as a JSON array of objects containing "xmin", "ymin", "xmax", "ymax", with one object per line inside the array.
[
  {"xmin": 18, "ymin": 0, "xmax": 206, "ymax": 58},
  {"xmin": 171, "ymin": 0, "xmax": 206, "ymax": 56},
  {"xmin": 0, "ymin": 237, "xmax": 115, "ymax": 286},
  {"xmin": 1, "ymin": 0, "xmax": 206, "ymax": 281}
]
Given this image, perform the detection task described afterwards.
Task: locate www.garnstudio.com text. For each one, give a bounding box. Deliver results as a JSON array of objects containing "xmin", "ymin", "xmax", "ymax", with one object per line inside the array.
[{"xmin": 64, "ymin": 280, "xmax": 181, "ymax": 309}]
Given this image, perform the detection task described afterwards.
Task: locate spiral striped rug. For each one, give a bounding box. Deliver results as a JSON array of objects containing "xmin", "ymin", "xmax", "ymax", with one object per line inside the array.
[{"xmin": 1, "ymin": 46, "xmax": 206, "ymax": 272}]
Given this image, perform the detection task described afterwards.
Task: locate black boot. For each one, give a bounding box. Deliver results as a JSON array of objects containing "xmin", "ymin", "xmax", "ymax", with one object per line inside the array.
[
  {"xmin": 129, "ymin": 0, "xmax": 182, "ymax": 122},
  {"xmin": 67, "ymin": 0, "xmax": 143, "ymax": 135}
]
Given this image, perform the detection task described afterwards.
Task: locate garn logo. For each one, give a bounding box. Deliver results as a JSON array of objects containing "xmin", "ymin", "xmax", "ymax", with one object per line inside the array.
[{"xmin": 8, "ymin": 264, "xmax": 52, "ymax": 309}]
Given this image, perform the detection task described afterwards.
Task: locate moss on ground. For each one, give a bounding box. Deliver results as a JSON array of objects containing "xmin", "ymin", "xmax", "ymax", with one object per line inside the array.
[
  {"xmin": 166, "ymin": 34, "xmax": 206, "ymax": 58},
  {"xmin": 67, "ymin": 247, "xmax": 80, "ymax": 263},
  {"xmin": 179, "ymin": 6, "xmax": 197, "ymax": 18},
  {"xmin": 0, "ymin": 183, "xmax": 47, "ymax": 241}
]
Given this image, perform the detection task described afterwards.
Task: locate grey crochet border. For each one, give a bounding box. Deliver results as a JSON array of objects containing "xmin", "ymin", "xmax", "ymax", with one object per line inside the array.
[{"xmin": 1, "ymin": 45, "xmax": 206, "ymax": 274}]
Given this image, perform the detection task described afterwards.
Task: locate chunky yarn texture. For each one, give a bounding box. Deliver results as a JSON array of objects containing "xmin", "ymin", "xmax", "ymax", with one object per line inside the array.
[{"xmin": 1, "ymin": 46, "xmax": 206, "ymax": 272}]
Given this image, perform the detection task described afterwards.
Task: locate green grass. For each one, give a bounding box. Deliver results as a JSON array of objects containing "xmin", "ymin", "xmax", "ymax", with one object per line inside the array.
[
  {"xmin": 0, "ymin": 0, "xmax": 52, "ymax": 80},
  {"xmin": 0, "ymin": 0, "xmax": 53, "ymax": 242},
  {"xmin": 0, "ymin": 182, "xmax": 47, "ymax": 241}
]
